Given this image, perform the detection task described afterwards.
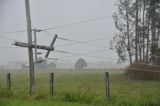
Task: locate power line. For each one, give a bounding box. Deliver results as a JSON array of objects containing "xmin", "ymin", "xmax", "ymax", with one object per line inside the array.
[
  {"xmin": 55, "ymin": 37, "xmax": 110, "ymax": 48},
  {"xmin": 0, "ymin": 47, "xmax": 18, "ymax": 49},
  {"xmin": 44, "ymin": 30, "xmax": 111, "ymax": 48},
  {"xmin": 55, "ymin": 49, "xmax": 117, "ymax": 60},
  {"xmin": 43, "ymin": 30, "xmax": 54, "ymax": 38},
  {"xmin": 57, "ymin": 37, "xmax": 108, "ymax": 48},
  {"xmin": 46, "ymin": 58, "xmax": 72, "ymax": 62},
  {"xmin": 42, "ymin": 15, "xmax": 112, "ymax": 31},
  {"xmin": 43, "ymin": 30, "xmax": 107, "ymax": 48},
  {"xmin": 0, "ymin": 15, "xmax": 112, "ymax": 35},
  {"xmin": 0, "ymin": 35, "xmax": 20, "ymax": 41},
  {"xmin": 0, "ymin": 30, "xmax": 26, "ymax": 35}
]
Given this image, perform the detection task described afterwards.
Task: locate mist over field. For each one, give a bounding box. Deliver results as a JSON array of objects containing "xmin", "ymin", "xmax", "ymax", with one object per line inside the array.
[
  {"xmin": 0, "ymin": 0, "xmax": 128, "ymax": 69},
  {"xmin": 0, "ymin": 0, "xmax": 160, "ymax": 106}
]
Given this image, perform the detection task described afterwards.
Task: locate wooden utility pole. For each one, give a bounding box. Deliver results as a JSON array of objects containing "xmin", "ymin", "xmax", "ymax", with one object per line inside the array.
[
  {"xmin": 25, "ymin": 0, "xmax": 35, "ymax": 95},
  {"xmin": 14, "ymin": 0, "xmax": 57, "ymax": 95}
]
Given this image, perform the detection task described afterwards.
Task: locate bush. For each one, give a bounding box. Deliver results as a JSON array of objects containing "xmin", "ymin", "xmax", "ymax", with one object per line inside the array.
[{"xmin": 125, "ymin": 62, "xmax": 160, "ymax": 80}]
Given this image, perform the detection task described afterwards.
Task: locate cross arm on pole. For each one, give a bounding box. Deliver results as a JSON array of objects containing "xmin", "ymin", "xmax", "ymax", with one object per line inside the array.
[{"xmin": 13, "ymin": 41, "xmax": 54, "ymax": 51}]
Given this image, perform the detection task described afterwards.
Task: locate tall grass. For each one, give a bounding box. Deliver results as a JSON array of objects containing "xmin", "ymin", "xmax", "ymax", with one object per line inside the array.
[{"xmin": 0, "ymin": 70, "xmax": 160, "ymax": 106}]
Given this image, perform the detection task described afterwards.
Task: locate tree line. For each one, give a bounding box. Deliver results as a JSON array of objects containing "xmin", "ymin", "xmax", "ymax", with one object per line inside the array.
[{"xmin": 111, "ymin": 0, "xmax": 160, "ymax": 65}]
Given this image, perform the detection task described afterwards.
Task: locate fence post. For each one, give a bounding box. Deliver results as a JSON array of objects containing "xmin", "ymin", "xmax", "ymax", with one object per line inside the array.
[
  {"xmin": 7, "ymin": 73, "xmax": 11, "ymax": 93},
  {"xmin": 50, "ymin": 73, "xmax": 54, "ymax": 96},
  {"xmin": 105, "ymin": 72, "xmax": 110, "ymax": 98}
]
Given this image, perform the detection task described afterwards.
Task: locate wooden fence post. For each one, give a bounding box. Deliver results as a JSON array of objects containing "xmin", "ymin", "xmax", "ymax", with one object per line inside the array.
[
  {"xmin": 7, "ymin": 73, "xmax": 11, "ymax": 93},
  {"xmin": 50, "ymin": 73, "xmax": 54, "ymax": 96},
  {"xmin": 105, "ymin": 72, "xmax": 110, "ymax": 98}
]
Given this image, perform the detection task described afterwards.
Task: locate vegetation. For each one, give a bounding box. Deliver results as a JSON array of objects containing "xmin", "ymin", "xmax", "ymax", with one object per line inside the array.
[
  {"xmin": 125, "ymin": 63, "xmax": 160, "ymax": 80},
  {"xmin": 74, "ymin": 58, "xmax": 87, "ymax": 70},
  {"xmin": 0, "ymin": 70, "xmax": 160, "ymax": 106},
  {"xmin": 112, "ymin": 0, "xmax": 160, "ymax": 65}
]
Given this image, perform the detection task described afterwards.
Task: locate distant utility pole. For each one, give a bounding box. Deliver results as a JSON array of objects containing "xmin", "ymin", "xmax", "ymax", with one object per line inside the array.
[{"xmin": 25, "ymin": 0, "xmax": 35, "ymax": 95}]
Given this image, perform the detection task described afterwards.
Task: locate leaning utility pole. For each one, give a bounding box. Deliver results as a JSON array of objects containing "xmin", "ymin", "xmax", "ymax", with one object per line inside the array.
[
  {"xmin": 45, "ymin": 34, "xmax": 58, "ymax": 58},
  {"xmin": 14, "ymin": 1, "xmax": 57, "ymax": 95},
  {"xmin": 25, "ymin": 0, "xmax": 35, "ymax": 95}
]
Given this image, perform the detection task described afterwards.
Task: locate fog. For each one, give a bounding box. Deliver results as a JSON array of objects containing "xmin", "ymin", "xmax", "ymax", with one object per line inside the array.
[{"xmin": 0, "ymin": 0, "xmax": 128, "ymax": 68}]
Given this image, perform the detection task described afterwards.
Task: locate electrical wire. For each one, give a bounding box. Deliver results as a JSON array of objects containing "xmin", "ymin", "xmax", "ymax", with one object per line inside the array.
[
  {"xmin": 0, "ymin": 30, "xmax": 26, "ymax": 35},
  {"xmin": 55, "ymin": 37, "xmax": 109, "ymax": 48},
  {"xmin": 55, "ymin": 49, "xmax": 117, "ymax": 60},
  {"xmin": 57, "ymin": 37, "xmax": 108, "ymax": 48},
  {"xmin": 43, "ymin": 30, "xmax": 112, "ymax": 48},
  {"xmin": 0, "ymin": 47, "xmax": 19, "ymax": 49},
  {"xmin": 0, "ymin": 15, "xmax": 112, "ymax": 35},
  {"xmin": 41, "ymin": 15, "xmax": 112, "ymax": 31},
  {"xmin": 46, "ymin": 58, "xmax": 72, "ymax": 62},
  {"xmin": 0, "ymin": 35, "xmax": 20, "ymax": 41}
]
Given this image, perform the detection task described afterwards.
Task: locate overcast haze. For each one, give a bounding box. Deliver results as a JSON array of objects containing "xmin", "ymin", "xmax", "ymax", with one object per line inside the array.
[{"xmin": 0, "ymin": 0, "xmax": 126, "ymax": 68}]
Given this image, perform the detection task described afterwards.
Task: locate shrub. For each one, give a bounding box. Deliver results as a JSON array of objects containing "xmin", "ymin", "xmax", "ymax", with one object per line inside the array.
[{"xmin": 125, "ymin": 62, "xmax": 160, "ymax": 80}]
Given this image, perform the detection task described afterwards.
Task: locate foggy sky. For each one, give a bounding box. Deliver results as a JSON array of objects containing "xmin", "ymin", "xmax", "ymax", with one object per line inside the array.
[{"xmin": 0, "ymin": 0, "xmax": 122, "ymax": 67}]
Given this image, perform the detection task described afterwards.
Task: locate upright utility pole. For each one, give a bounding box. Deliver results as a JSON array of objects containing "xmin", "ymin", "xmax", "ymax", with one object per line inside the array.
[{"xmin": 25, "ymin": 0, "xmax": 35, "ymax": 95}]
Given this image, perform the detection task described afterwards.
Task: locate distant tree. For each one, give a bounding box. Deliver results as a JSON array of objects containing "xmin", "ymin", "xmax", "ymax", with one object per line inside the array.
[{"xmin": 74, "ymin": 58, "xmax": 87, "ymax": 70}]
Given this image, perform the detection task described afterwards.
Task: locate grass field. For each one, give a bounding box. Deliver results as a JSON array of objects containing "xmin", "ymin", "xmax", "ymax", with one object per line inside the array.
[{"xmin": 0, "ymin": 70, "xmax": 160, "ymax": 106}]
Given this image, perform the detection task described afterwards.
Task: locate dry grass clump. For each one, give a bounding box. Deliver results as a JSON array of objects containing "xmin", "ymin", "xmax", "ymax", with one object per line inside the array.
[{"xmin": 125, "ymin": 62, "xmax": 160, "ymax": 80}]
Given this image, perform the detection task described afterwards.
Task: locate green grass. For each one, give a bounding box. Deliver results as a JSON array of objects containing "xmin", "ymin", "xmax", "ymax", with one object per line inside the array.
[{"xmin": 0, "ymin": 70, "xmax": 160, "ymax": 106}]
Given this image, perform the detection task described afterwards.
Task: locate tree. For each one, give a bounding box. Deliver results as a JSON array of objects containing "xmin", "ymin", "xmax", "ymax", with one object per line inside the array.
[
  {"xmin": 74, "ymin": 58, "xmax": 87, "ymax": 70},
  {"xmin": 112, "ymin": 0, "xmax": 160, "ymax": 65},
  {"xmin": 135, "ymin": 0, "xmax": 139, "ymax": 62},
  {"xmin": 142, "ymin": 0, "xmax": 160, "ymax": 64},
  {"xmin": 112, "ymin": 0, "xmax": 135, "ymax": 64}
]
